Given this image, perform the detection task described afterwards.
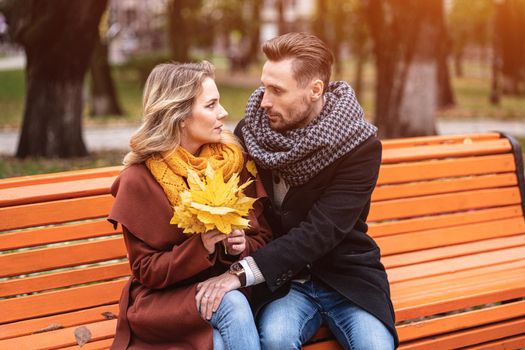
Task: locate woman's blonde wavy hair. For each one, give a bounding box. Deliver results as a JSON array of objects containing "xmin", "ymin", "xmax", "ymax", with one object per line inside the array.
[{"xmin": 123, "ymin": 61, "xmax": 239, "ymax": 167}]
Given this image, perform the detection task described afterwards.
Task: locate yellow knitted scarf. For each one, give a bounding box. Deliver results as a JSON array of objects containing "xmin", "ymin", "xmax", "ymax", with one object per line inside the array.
[{"xmin": 146, "ymin": 143, "xmax": 244, "ymax": 206}]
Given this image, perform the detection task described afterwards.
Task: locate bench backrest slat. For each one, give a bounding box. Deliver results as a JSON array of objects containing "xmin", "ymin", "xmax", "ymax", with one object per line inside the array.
[
  {"xmin": 0, "ymin": 237, "xmax": 127, "ymax": 277},
  {"xmin": 369, "ymin": 188, "xmax": 522, "ymax": 221},
  {"xmin": 0, "ymin": 220, "xmax": 121, "ymax": 251},
  {"xmin": 0, "ymin": 195, "xmax": 114, "ymax": 231}
]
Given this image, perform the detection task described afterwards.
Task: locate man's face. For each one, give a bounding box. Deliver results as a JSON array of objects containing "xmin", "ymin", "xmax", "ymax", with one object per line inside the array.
[{"xmin": 260, "ymin": 59, "xmax": 317, "ymax": 132}]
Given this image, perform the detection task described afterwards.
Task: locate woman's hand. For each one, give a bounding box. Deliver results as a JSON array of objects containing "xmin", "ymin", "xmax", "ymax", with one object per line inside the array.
[
  {"xmin": 201, "ymin": 229, "xmax": 227, "ymax": 255},
  {"xmin": 196, "ymin": 272, "xmax": 241, "ymax": 320},
  {"xmin": 224, "ymin": 229, "xmax": 246, "ymax": 256}
]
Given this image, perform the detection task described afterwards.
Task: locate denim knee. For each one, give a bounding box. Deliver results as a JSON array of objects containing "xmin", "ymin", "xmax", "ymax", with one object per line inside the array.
[
  {"xmin": 259, "ymin": 320, "xmax": 302, "ymax": 350},
  {"xmin": 216, "ymin": 290, "xmax": 253, "ymax": 323}
]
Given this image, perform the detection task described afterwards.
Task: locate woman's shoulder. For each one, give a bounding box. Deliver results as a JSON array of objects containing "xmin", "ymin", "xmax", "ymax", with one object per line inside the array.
[{"xmin": 111, "ymin": 163, "xmax": 156, "ymax": 196}]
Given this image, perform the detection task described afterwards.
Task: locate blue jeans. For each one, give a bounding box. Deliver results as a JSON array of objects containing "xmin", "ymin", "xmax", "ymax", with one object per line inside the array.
[
  {"xmin": 257, "ymin": 280, "xmax": 394, "ymax": 350},
  {"xmin": 209, "ymin": 290, "xmax": 260, "ymax": 350}
]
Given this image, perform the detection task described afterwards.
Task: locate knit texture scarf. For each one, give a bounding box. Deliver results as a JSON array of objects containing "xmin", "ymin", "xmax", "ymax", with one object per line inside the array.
[
  {"xmin": 242, "ymin": 81, "xmax": 377, "ymax": 186},
  {"xmin": 146, "ymin": 143, "xmax": 244, "ymax": 206}
]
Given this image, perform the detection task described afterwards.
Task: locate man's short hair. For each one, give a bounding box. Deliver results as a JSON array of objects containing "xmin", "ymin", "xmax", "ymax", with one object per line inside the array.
[{"xmin": 262, "ymin": 32, "xmax": 334, "ymax": 93}]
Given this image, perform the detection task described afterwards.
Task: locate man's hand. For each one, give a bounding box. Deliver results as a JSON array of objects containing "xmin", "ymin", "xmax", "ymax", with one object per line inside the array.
[
  {"xmin": 224, "ymin": 229, "xmax": 246, "ymax": 256},
  {"xmin": 196, "ymin": 272, "xmax": 241, "ymax": 320}
]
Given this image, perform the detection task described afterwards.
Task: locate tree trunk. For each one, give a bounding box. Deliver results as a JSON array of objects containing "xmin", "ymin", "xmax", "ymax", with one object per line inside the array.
[
  {"xmin": 366, "ymin": 0, "xmax": 441, "ymax": 139},
  {"xmin": 3, "ymin": 0, "xmax": 107, "ymax": 158},
  {"xmin": 168, "ymin": 0, "xmax": 194, "ymax": 62},
  {"xmin": 276, "ymin": 0, "xmax": 286, "ymax": 35},
  {"xmin": 89, "ymin": 33, "xmax": 122, "ymax": 117}
]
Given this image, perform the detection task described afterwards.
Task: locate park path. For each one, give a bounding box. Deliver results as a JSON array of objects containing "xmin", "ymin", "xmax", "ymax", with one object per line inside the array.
[{"xmin": 1, "ymin": 120, "xmax": 524, "ymax": 156}]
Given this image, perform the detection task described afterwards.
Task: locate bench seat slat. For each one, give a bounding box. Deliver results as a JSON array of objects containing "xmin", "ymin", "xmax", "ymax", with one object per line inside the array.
[
  {"xmin": 0, "ymin": 304, "xmax": 119, "ymax": 341},
  {"xmin": 388, "ymin": 245, "xmax": 525, "ymax": 283},
  {"xmin": 369, "ymin": 205, "xmax": 523, "ymax": 237},
  {"xmin": 398, "ymin": 317, "xmax": 525, "ymax": 350},
  {"xmin": 0, "ymin": 280, "xmax": 127, "ymax": 324},
  {"xmin": 0, "ymin": 177, "xmax": 115, "ymax": 207},
  {"xmin": 397, "ymin": 299, "xmax": 525, "ymax": 343},
  {"xmin": 377, "ymin": 217, "xmax": 525, "ymax": 255},
  {"xmin": 468, "ymin": 334, "xmax": 525, "ymax": 350},
  {"xmin": 369, "ymin": 188, "xmax": 522, "ymax": 222},
  {"xmin": 0, "ymin": 262, "xmax": 130, "ymax": 298},
  {"xmin": 0, "ymin": 195, "xmax": 114, "ymax": 231},
  {"xmin": 0, "ymin": 318, "xmax": 117, "ymax": 350},
  {"xmin": 383, "ymin": 234, "xmax": 525, "ymax": 269},
  {"xmin": 372, "ymin": 173, "xmax": 517, "ymax": 201},
  {"xmin": 0, "ymin": 237, "xmax": 127, "ymax": 277},
  {"xmin": 382, "ymin": 139, "xmax": 511, "ymax": 163},
  {"xmin": 393, "ymin": 263, "xmax": 525, "ymax": 320},
  {"xmin": 61, "ymin": 338, "xmax": 114, "ymax": 350},
  {"xmin": 377, "ymin": 154, "xmax": 516, "ymax": 185},
  {"xmin": 0, "ymin": 221, "xmax": 120, "ymax": 251}
]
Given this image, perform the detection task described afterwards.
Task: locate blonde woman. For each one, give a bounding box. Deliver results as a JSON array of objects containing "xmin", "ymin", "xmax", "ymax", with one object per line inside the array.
[{"xmin": 108, "ymin": 61, "xmax": 271, "ymax": 349}]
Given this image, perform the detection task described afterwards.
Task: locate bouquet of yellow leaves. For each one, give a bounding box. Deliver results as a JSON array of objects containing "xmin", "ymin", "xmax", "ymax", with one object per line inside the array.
[{"xmin": 171, "ymin": 163, "xmax": 257, "ymax": 235}]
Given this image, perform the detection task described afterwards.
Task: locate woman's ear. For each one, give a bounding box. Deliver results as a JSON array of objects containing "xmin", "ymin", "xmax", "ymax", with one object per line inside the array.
[{"xmin": 310, "ymin": 79, "xmax": 324, "ymax": 101}]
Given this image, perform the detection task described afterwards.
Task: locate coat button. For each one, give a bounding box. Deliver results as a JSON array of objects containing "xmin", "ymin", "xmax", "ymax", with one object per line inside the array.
[
  {"xmin": 287, "ymin": 270, "xmax": 293, "ymax": 277},
  {"xmin": 275, "ymin": 278, "xmax": 282, "ymax": 286}
]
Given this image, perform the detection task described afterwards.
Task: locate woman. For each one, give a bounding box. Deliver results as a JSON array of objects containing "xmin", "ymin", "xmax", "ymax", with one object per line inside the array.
[{"xmin": 108, "ymin": 61, "xmax": 271, "ymax": 349}]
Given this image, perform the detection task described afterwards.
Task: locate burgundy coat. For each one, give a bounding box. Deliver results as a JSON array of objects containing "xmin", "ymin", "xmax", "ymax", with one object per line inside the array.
[{"xmin": 108, "ymin": 162, "xmax": 271, "ymax": 350}]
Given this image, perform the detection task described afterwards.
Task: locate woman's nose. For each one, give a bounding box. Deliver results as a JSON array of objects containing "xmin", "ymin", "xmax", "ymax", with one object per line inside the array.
[{"xmin": 218, "ymin": 104, "xmax": 228, "ymax": 119}]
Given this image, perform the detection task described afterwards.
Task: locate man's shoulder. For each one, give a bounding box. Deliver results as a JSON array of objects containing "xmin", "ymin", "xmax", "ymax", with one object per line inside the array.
[{"xmin": 340, "ymin": 135, "xmax": 382, "ymax": 163}]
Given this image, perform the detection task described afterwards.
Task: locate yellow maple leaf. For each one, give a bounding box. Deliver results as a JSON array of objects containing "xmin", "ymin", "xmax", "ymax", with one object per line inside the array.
[
  {"xmin": 246, "ymin": 160, "xmax": 257, "ymax": 177},
  {"xmin": 171, "ymin": 162, "xmax": 257, "ymax": 235}
]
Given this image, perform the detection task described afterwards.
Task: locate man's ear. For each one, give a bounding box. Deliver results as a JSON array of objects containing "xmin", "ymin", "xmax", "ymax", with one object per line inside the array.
[{"xmin": 310, "ymin": 79, "xmax": 324, "ymax": 101}]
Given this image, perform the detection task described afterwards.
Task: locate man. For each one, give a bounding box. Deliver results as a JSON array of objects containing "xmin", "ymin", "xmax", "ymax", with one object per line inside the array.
[{"xmin": 197, "ymin": 32, "xmax": 398, "ymax": 349}]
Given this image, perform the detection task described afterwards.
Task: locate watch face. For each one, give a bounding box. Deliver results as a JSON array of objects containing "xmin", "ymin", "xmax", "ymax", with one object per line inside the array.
[{"xmin": 231, "ymin": 262, "xmax": 243, "ymax": 273}]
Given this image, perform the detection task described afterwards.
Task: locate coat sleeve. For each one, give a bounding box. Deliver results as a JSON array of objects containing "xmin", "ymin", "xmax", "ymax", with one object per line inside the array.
[
  {"xmin": 108, "ymin": 164, "xmax": 218, "ymax": 289},
  {"xmin": 123, "ymin": 226, "xmax": 217, "ymax": 289},
  {"xmin": 251, "ymin": 137, "xmax": 382, "ymax": 292}
]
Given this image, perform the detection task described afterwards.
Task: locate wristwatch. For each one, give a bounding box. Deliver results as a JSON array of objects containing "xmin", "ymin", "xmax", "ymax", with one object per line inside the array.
[{"xmin": 229, "ymin": 262, "xmax": 247, "ymax": 287}]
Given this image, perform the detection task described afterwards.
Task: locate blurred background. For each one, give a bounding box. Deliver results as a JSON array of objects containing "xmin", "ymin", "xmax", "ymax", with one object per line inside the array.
[{"xmin": 0, "ymin": 0, "xmax": 524, "ymax": 178}]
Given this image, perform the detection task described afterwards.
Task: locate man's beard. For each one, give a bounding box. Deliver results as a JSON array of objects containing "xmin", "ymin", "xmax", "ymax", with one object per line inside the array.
[{"xmin": 269, "ymin": 97, "xmax": 315, "ymax": 132}]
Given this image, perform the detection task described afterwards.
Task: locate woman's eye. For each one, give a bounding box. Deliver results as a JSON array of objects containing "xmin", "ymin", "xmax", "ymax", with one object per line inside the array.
[{"xmin": 206, "ymin": 102, "xmax": 216, "ymax": 108}]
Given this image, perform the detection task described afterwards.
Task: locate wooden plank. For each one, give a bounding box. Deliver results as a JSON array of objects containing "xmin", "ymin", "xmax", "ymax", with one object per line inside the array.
[
  {"xmin": 382, "ymin": 234, "xmax": 525, "ymax": 269},
  {"xmin": 0, "ymin": 262, "xmax": 130, "ymax": 298},
  {"xmin": 382, "ymin": 133, "xmax": 501, "ymax": 150},
  {"xmin": 397, "ymin": 300, "xmax": 525, "ymax": 342},
  {"xmin": 377, "ymin": 217, "xmax": 525, "ymax": 255},
  {"xmin": 0, "ymin": 319, "xmax": 117, "ymax": 350},
  {"xmin": 0, "ymin": 177, "xmax": 115, "ymax": 207},
  {"xmin": 393, "ymin": 262, "xmax": 525, "ymax": 321},
  {"xmin": 377, "ymin": 154, "xmax": 516, "ymax": 185},
  {"xmin": 0, "ymin": 194, "xmax": 114, "ymax": 231},
  {"xmin": 0, "ymin": 237, "xmax": 127, "ymax": 277},
  {"xmin": 382, "ymin": 139, "xmax": 511, "ymax": 164},
  {"xmin": 0, "ymin": 304, "xmax": 119, "ymax": 341},
  {"xmin": 369, "ymin": 188, "xmax": 521, "ymax": 222},
  {"xmin": 369, "ymin": 205, "xmax": 523, "ymax": 237},
  {"xmin": 467, "ymin": 334, "xmax": 525, "ymax": 350},
  {"xmin": 388, "ymin": 245, "xmax": 525, "ymax": 283},
  {"xmin": 0, "ymin": 279, "xmax": 127, "ymax": 324},
  {"xmin": 0, "ymin": 220, "xmax": 120, "ymax": 251},
  {"xmin": 61, "ymin": 338, "xmax": 114, "ymax": 350},
  {"xmin": 372, "ymin": 173, "xmax": 517, "ymax": 201},
  {"xmin": 398, "ymin": 317, "xmax": 525, "ymax": 350},
  {"xmin": 0, "ymin": 166, "xmax": 121, "ymax": 189}
]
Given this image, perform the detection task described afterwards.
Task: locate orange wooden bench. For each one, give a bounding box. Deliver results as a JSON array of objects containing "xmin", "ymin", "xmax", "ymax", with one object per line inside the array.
[{"xmin": 1, "ymin": 132, "xmax": 525, "ymax": 350}]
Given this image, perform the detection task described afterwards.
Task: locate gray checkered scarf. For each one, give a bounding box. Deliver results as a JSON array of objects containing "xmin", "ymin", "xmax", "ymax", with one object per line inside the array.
[{"xmin": 242, "ymin": 81, "xmax": 377, "ymax": 187}]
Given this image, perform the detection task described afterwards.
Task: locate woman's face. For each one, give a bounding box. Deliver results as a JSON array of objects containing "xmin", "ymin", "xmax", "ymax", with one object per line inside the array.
[{"xmin": 181, "ymin": 77, "xmax": 228, "ymax": 154}]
